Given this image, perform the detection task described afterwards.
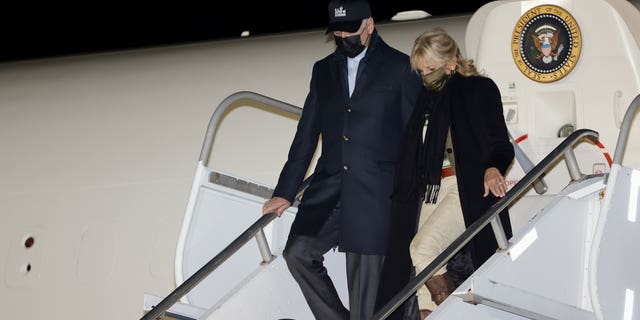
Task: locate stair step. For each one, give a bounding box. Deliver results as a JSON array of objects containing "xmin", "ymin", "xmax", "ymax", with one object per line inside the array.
[{"xmin": 455, "ymin": 276, "xmax": 595, "ymax": 320}]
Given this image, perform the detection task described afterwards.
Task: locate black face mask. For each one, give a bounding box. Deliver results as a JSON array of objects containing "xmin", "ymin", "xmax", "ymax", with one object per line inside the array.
[{"xmin": 335, "ymin": 33, "xmax": 367, "ymax": 58}]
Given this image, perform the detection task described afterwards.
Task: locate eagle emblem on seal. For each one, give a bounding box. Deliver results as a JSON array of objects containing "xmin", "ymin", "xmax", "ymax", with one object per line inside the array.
[{"xmin": 532, "ymin": 25, "xmax": 564, "ymax": 64}]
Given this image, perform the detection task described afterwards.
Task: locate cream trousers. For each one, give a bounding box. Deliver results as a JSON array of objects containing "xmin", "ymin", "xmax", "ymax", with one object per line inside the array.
[{"xmin": 409, "ymin": 176, "xmax": 465, "ymax": 310}]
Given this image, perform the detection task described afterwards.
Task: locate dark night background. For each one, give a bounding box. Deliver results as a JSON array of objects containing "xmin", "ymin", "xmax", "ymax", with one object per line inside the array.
[{"xmin": 0, "ymin": 1, "xmax": 494, "ymax": 63}]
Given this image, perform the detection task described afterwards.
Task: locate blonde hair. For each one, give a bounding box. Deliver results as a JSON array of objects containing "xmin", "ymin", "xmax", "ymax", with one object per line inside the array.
[{"xmin": 410, "ymin": 27, "xmax": 483, "ymax": 77}]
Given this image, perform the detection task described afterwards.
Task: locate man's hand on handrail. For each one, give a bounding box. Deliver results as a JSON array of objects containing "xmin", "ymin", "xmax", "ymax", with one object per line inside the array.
[{"xmin": 262, "ymin": 196, "xmax": 291, "ymax": 217}]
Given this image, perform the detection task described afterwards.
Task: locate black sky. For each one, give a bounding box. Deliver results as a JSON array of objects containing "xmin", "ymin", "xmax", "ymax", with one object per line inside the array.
[{"xmin": 1, "ymin": 1, "xmax": 493, "ymax": 63}]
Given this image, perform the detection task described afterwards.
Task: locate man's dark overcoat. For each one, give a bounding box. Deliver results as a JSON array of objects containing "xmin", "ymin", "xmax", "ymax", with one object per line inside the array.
[{"xmin": 272, "ymin": 30, "xmax": 422, "ymax": 255}]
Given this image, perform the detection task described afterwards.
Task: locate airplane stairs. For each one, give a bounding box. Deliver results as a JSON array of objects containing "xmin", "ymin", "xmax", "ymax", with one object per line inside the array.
[
  {"xmin": 374, "ymin": 94, "xmax": 640, "ymax": 320},
  {"xmin": 142, "ymin": 92, "xmax": 640, "ymax": 320},
  {"xmin": 428, "ymin": 174, "xmax": 607, "ymax": 320},
  {"xmin": 141, "ymin": 92, "xmax": 349, "ymax": 320},
  {"xmin": 143, "ymin": 167, "xmax": 349, "ymax": 320}
]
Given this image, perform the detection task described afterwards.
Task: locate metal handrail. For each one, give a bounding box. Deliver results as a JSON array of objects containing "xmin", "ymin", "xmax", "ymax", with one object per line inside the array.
[
  {"xmin": 199, "ymin": 91, "xmax": 303, "ymax": 164},
  {"xmin": 142, "ymin": 91, "xmax": 304, "ymax": 320},
  {"xmin": 143, "ymin": 176, "xmax": 312, "ymax": 320},
  {"xmin": 372, "ymin": 128, "xmax": 600, "ymax": 320},
  {"xmin": 611, "ymin": 94, "xmax": 640, "ymax": 166},
  {"xmin": 142, "ymin": 213, "xmax": 278, "ymax": 320}
]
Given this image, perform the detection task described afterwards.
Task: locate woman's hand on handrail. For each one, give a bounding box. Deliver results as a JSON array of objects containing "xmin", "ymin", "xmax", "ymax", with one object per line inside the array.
[{"xmin": 483, "ymin": 167, "xmax": 507, "ymax": 198}]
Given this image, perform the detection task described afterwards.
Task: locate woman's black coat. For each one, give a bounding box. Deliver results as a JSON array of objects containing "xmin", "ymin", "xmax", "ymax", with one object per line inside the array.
[{"xmin": 376, "ymin": 73, "xmax": 515, "ymax": 318}]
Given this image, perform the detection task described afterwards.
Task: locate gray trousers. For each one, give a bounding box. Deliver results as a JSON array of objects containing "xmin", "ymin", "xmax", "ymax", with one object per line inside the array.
[{"xmin": 283, "ymin": 207, "xmax": 384, "ymax": 320}]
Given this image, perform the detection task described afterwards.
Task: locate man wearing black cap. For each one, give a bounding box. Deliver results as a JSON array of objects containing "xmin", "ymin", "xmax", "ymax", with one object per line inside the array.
[{"xmin": 262, "ymin": 0, "xmax": 422, "ymax": 318}]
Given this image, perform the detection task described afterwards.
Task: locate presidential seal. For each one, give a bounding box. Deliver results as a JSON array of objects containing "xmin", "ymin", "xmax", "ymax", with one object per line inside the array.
[{"xmin": 511, "ymin": 4, "xmax": 582, "ymax": 83}]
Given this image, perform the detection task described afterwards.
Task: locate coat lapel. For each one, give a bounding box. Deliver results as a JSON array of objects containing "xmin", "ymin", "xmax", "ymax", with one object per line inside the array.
[
  {"xmin": 330, "ymin": 54, "xmax": 349, "ymax": 99},
  {"xmin": 350, "ymin": 33, "xmax": 380, "ymax": 99},
  {"xmin": 350, "ymin": 59, "xmax": 370, "ymax": 99}
]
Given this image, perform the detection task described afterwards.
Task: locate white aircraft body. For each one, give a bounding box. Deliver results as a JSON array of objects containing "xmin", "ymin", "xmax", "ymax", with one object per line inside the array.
[{"xmin": 1, "ymin": 0, "xmax": 639, "ymax": 319}]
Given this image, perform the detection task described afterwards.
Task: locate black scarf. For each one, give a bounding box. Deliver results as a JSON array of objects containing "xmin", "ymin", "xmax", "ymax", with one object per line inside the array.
[{"xmin": 392, "ymin": 73, "xmax": 457, "ymax": 204}]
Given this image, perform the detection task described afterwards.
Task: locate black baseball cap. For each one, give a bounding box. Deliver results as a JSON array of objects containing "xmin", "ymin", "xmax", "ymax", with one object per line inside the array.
[{"xmin": 326, "ymin": 0, "xmax": 371, "ymax": 34}]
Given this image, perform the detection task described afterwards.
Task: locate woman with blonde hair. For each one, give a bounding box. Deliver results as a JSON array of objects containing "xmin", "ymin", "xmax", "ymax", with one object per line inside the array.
[{"xmin": 376, "ymin": 28, "xmax": 514, "ymax": 319}]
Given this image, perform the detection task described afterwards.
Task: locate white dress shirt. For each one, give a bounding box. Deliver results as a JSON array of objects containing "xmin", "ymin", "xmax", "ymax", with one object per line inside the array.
[{"xmin": 347, "ymin": 47, "xmax": 368, "ymax": 97}]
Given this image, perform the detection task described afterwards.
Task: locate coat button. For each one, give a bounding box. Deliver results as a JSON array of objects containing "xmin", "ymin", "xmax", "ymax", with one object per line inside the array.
[
  {"xmin": 343, "ymin": 165, "xmax": 349, "ymax": 170},
  {"xmin": 342, "ymin": 135, "xmax": 349, "ymax": 141},
  {"xmin": 346, "ymin": 108, "xmax": 352, "ymax": 113},
  {"xmin": 446, "ymin": 148, "xmax": 453, "ymax": 154}
]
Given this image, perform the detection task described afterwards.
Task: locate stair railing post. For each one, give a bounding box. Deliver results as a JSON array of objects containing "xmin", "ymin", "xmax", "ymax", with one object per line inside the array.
[
  {"xmin": 255, "ymin": 229, "xmax": 275, "ymax": 264},
  {"xmin": 564, "ymin": 148, "xmax": 584, "ymax": 181},
  {"xmin": 490, "ymin": 216, "xmax": 509, "ymax": 249}
]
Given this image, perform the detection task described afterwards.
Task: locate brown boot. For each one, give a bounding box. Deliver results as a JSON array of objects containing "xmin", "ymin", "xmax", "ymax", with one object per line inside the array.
[
  {"xmin": 419, "ymin": 309, "xmax": 432, "ymax": 319},
  {"xmin": 425, "ymin": 272, "xmax": 456, "ymax": 305}
]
